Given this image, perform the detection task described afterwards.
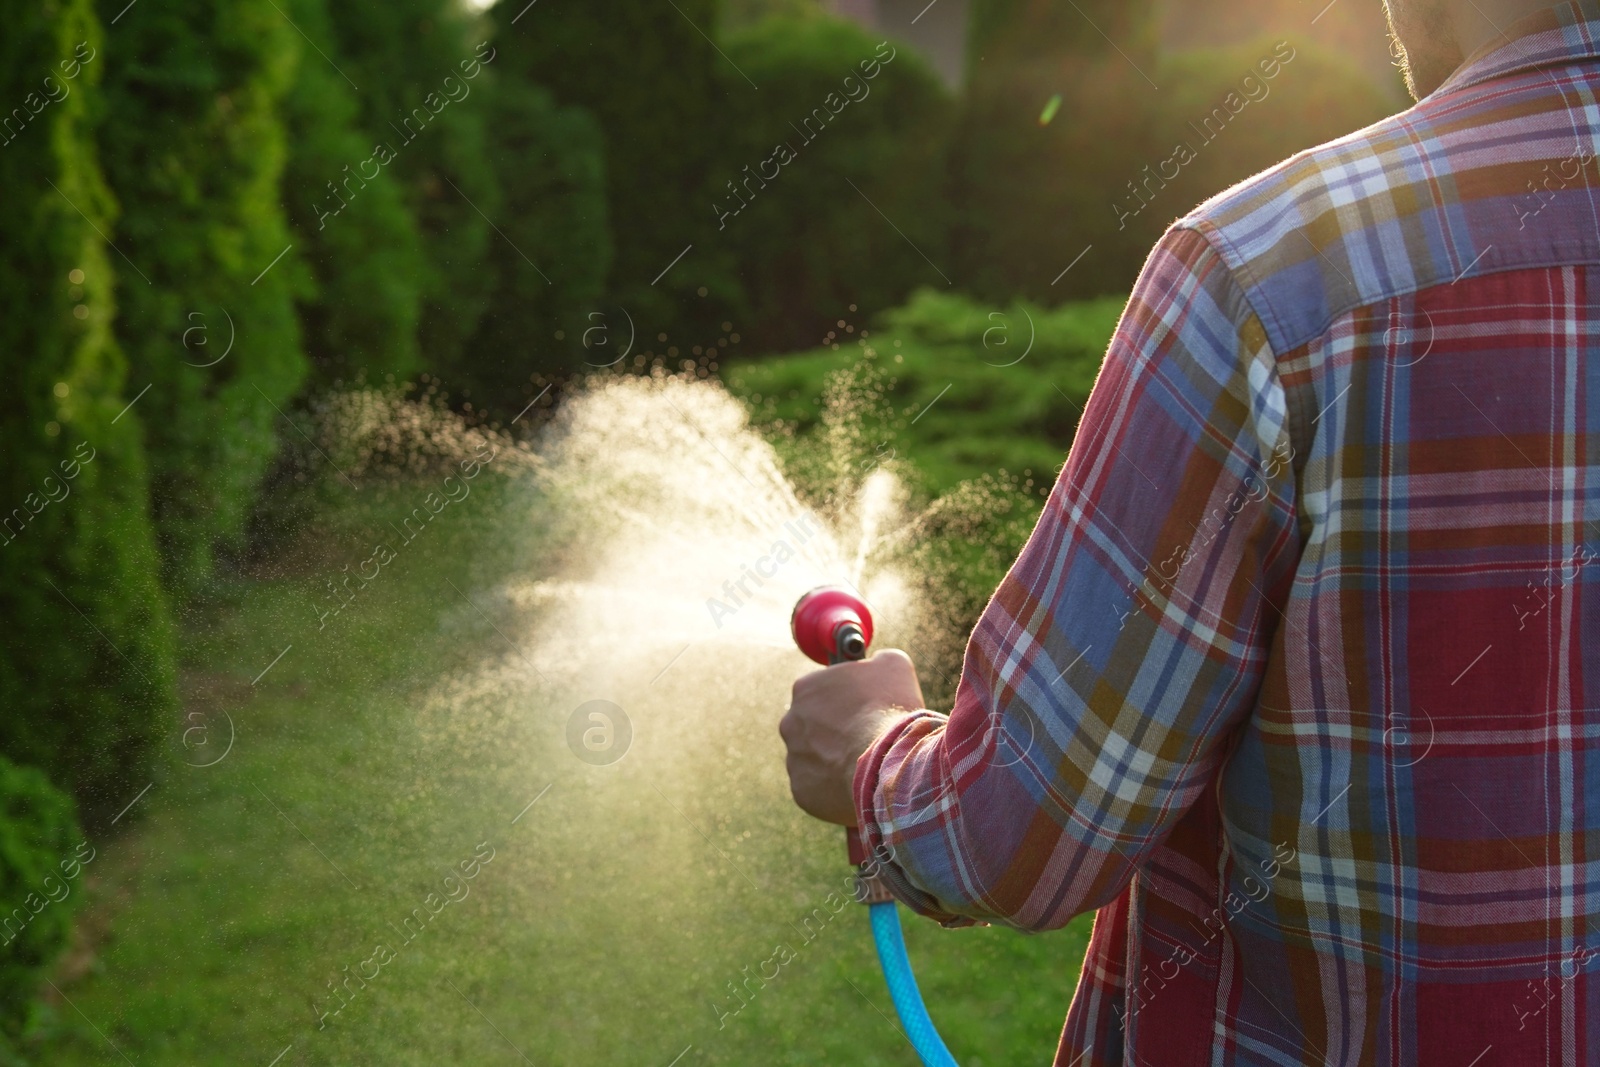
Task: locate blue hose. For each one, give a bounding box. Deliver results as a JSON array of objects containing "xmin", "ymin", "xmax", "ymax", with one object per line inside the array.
[{"xmin": 867, "ymin": 900, "xmax": 959, "ymax": 1067}]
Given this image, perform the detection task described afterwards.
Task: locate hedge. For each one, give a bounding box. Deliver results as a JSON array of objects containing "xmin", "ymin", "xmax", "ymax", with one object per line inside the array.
[
  {"xmin": 0, "ymin": 0, "xmax": 177, "ymax": 830},
  {"xmin": 494, "ymin": 0, "xmax": 733, "ymax": 350},
  {"xmin": 717, "ymin": 16, "xmax": 955, "ymax": 347},
  {"xmin": 951, "ymin": 30, "xmax": 1395, "ymax": 303},
  {"xmin": 281, "ymin": 0, "xmax": 427, "ymax": 386},
  {"xmin": 95, "ymin": 0, "xmax": 309, "ymax": 592},
  {"xmin": 967, "ymin": 0, "xmax": 1159, "ymax": 64},
  {"xmin": 326, "ymin": 0, "xmax": 499, "ymax": 379},
  {"xmin": 461, "ymin": 74, "xmax": 609, "ymax": 399}
]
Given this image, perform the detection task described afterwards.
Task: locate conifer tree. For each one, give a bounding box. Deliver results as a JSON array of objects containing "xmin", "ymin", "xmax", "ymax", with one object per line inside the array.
[
  {"xmin": 281, "ymin": 0, "xmax": 428, "ymax": 386},
  {"xmin": 95, "ymin": 0, "xmax": 309, "ymax": 590},
  {"xmin": 0, "ymin": 0, "xmax": 177, "ymax": 828},
  {"xmin": 325, "ymin": 0, "xmax": 500, "ymax": 384}
]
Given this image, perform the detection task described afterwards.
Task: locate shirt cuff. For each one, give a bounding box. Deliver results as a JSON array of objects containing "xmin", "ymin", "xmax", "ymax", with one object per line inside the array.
[{"xmin": 852, "ymin": 709, "xmax": 985, "ymax": 928}]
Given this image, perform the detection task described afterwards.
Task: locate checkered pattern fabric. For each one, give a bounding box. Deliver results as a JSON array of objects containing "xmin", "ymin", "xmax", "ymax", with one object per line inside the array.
[{"xmin": 854, "ymin": 4, "xmax": 1600, "ymax": 1063}]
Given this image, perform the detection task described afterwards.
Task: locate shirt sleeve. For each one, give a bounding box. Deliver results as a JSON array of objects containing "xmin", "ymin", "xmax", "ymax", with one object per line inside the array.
[{"xmin": 852, "ymin": 222, "xmax": 1301, "ymax": 931}]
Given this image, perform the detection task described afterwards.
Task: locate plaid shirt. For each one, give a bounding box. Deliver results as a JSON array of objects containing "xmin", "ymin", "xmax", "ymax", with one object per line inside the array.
[{"xmin": 853, "ymin": 4, "xmax": 1600, "ymax": 1063}]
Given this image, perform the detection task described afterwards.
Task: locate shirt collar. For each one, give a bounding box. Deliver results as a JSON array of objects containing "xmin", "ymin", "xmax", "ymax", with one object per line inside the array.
[{"xmin": 1436, "ymin": 0, "xmax": 1600, "ymax": 96}]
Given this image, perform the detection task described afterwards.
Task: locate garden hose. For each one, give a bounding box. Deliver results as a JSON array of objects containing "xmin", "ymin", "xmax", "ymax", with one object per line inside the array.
[
  {"xmin": 868, "ymin": 899, "xmax": 959, "ymax": 1067},
  {"xmin": 791, "ymin": 586, "xmax": 960, "ymax": 1067}
]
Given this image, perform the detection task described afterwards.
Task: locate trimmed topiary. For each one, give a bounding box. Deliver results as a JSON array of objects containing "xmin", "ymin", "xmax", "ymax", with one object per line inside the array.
[
  {"xmin": 94, "ymin": 0, "xmax": 310, "ymax": 592},
  {"xmin": 0, "ymin": 0, "xmax": 177, "ymax": 830},
  {"xmin": 324, "ymin": 0, "xmax": 500, "ymax": 382},
  {"xmin": 280, "ymin": 0, "xmax": 428, "ymax": 387}
]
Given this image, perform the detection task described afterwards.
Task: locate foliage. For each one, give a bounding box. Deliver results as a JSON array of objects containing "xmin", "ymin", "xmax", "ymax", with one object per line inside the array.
[
  {"xmin": 967, "ymin": 0, "xmax": 1159, "ymax": 64},
  {"xmin": 1149, "ymin": 36, "xmax": 1396, "ymax": 218},
  {"xmin": 280, "ymin": 0, "xmax": 427, "ymax": 386},
  {"xmin": 23, "ymin": 482, "xmax": 1091, "ymax": 1066},
  {"xmin": 949, "ymin": 49, "xmax": 1164, "ymax": 304},
  {"xmin": 491, "ymin": 0, "xmax": 736, "ymax": 348},
  {"xmin": 727, "ymin": 288, "xmax": 1122, "ymax": 495},
  {"xmin": 720, "ymin": 0, "xmax": 826, "ymax": 33},
  {"xmin": 0, "ymin": 2, "xmax": 1420, "ymax": 1057},
  {"xmin": 0, "ymin": 0, "xmax": 176, "ymax": 830},
  {"xmin": 95, "ymin": 0, "xmax": 309, "ymax": 592},
  {"xmin": 325, "ymin": 0, "xmax": 499, "ymax": 379},
  {"xmin": 717, "ymin": 17, "xmax": 955, "ymax": 348},
  {"xmin": 950, "ymin": 27, "xmax": 1395, "ymax": 304},
  {"xmin": 0, "ymin": 756, "xmax": 83, "ymax": 1050},
  {"xmin": 953, "ymin": 1, "xmax": 1161, "ymax": 302},
  {"xmin": 461, "ymin": 73, "xmax": 610, "ymax": 401}
]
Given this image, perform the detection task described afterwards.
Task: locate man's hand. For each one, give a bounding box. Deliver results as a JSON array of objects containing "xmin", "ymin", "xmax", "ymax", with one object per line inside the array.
[{"xmin": 779, "ymin": 649, "xmax": 925, "ymax": 826}]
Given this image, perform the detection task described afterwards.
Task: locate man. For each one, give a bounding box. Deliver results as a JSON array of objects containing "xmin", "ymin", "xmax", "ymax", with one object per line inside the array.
[{"xmin": 780, "ymin": 1, "xmax": 1600, "ymax": 1062}]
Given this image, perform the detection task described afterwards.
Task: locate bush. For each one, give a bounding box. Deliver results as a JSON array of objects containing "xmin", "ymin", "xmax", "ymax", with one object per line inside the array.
[
  {"xmin": 326, "ymin": 0, "xmax": 500, "ymax": 379},
  {"xmin": 967, "ymin": 0, "xmax": 1158, "ymax": 63},
  {"xmin": 491, "ymin": 0, "xmax": 734, "ymax": 350},
  {"xmin": 721, "ymin": 0, "xmax": 825, "ymax": 33},
  {"xmin": 280, "ymin": 0, "xmax": 427, "ymax": 386},
  {"xmin": 951, "ymin": 48, "xmax": 1164, "ymax": 304},
  {"xmin": 717, "ymin": 16, "xmax": 955, "ymax": 348},
  {"xmin": 1146, "ymin": 37, "xmax": 1396, "ymax": 223},
  {"xmin": 0, "ymin": 757, "xmax": 84, "ymax": 1049},
  {"xmin": 950, "ymin": 26, "xmax": 1394, "ymax": 305},
  {"xmin": 0, "ymin": 0, "xmax": 177, "ymax": 830},
  {"xmin": 952, "ymin": 0, "xmax": 1162, "ymax": 302},
  {"xmin": 95, "ymin": 0, "xmax": 309, "ymax": 592},
  {"xmin": 726, "ymin": 287, "xmax": 1123, "ymax": 495},
  {"xmin": 461, "ymin": 73, "xmax": 610, "ymax": 400}
]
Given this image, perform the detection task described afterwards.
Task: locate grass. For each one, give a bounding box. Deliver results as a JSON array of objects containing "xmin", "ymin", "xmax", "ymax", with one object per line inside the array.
[{"xmin": 26, "ymin": 462, "xmax": 1093, "ymax": 1066}]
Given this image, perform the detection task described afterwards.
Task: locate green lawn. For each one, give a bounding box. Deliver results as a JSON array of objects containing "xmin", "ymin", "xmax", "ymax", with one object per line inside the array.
[{"xmin": 30, "ymin": 471, "xmax": 1091, "ymax": 1066}]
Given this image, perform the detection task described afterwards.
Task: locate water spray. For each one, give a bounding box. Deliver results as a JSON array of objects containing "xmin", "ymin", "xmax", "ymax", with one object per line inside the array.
[{"xmin": 790, "ymin": 586, "xmax": 959, "ymax": 1067}]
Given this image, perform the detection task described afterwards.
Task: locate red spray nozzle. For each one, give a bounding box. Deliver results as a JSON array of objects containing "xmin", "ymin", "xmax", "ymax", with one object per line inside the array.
[{"xmin": 791, "ymin": 586, "xmax": 874, "ymax": 666}]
